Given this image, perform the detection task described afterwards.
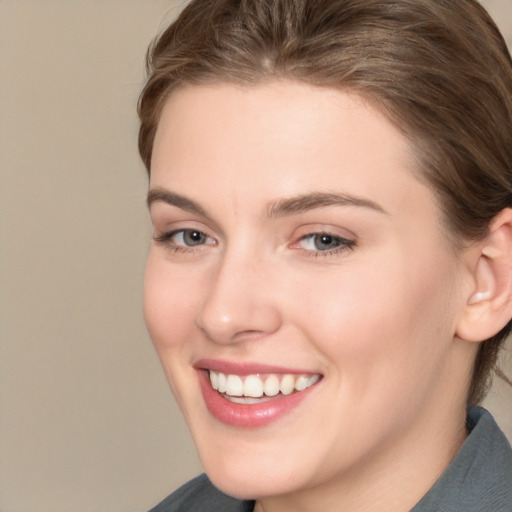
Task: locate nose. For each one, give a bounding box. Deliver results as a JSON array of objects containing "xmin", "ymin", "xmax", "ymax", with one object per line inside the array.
[{"xmin": 195, "ymin": 252, "xmax": 282, "ymax": 345}]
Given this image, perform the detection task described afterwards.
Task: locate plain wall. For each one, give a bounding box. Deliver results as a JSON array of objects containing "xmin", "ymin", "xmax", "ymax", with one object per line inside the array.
[{"xmin": 0, "ymin": 1, "xmax": 510, "ymax": 511}]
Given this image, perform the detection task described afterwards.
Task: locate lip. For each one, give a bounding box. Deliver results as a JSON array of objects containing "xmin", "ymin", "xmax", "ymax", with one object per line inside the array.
[
  {"xmin": 195, "ymin": 359, "xmax": 322, "ymax": 428},
  {"xmin": 195, "ymin": 358, "xmax": 315, "ymax": 375}
]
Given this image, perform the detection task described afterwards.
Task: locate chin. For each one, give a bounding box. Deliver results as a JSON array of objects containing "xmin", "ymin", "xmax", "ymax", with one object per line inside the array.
[
  {"xmin": 194, "ymin": 431, "xmax": 323, "ymax": 502},
  {"xmin": 205, "ymin": 463, "xmax": 298, "ymax": 501}
]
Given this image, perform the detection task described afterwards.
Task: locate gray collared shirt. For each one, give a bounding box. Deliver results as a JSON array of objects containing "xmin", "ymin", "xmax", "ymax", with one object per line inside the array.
[{"xmin": 411, "ymin": 406, "xmax": 512, "ymax": 511}]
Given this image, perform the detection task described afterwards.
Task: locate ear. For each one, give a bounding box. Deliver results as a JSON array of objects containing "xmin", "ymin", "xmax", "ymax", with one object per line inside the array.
[{"xmin": 456, "ymin": 209, "xmax": 512, "ymax": 342}]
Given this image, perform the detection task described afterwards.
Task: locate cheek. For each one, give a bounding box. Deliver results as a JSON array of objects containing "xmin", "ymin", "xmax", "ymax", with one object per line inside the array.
[
  {"xmin": 143, "ymin": 253, "xmax": 198, "ymax": 353},
  {"xmin": 287, "ymin": 247, "xmax": 459, "ymax": 385},
  {"xmin": 143, "ymin": 254, "xmax": 205, "ymax": 415},
  {"xmin": 280, "ymin": 253, "xmax": 461, "ymax": 461}
]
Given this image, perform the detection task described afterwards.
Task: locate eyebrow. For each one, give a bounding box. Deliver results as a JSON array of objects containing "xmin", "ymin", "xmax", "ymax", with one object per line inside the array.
[
  {"xmin": 147, "ymin": 187, "xmax": 386, "ymax": 218},
  {"xmin": 267, "ymin": 191, "xmax": 387, "ymax": 218},
  {"xmin": 147, "ymin": 187, "xmax": 208, "ymax": 217}
]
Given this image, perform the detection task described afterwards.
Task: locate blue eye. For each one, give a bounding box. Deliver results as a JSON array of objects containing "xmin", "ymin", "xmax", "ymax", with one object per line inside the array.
[
  {"xmin": 298, "ymin": 233, "xmax": 355, "ymax": 253},
  {"xmin": 154, "ymin": 229, "xmax": 215, "ymax": 250},
  {"xmin": 175, "ymin": 230, "xmax": 209, "ymax": 246}
]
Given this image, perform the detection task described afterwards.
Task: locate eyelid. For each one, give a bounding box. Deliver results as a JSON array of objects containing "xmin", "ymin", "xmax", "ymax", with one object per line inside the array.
[
  {"xmin": 296, "ymin": 233, "xmax": 354, "ymax": 248},
  {"xmin": 289, "ymin": 225, "xmax": 357, "ymax": 256},
  {"xmin": 291, "ymin": 223, "xmax": 356, "ymax": 243},
  {"xmin": 151, "ymin": 217, "xmax": 214, "ymax": 237},
  {"xmin": 293, "ymin": 220, "xmax": 356, "ymax": 236},
  {"xmin": 148, "ymin": 202, "xmax": 221, "ymax": 236},
  {"xmin": 154, "ymin": 228, "xmax": 215, "ymax": 244},
  {"xmin": 152, "ymin": 224, "xmax": 217, "ymax": 254}
]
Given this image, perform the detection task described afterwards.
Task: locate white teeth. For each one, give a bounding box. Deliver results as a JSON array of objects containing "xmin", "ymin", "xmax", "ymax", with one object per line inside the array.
[
  {"xmin": 280, "ymin": 374, "xmax": 295, "ymax": 395},
  {"xmin": 296, "ymin": 374, "xmax": 320, "ymax": 391},
  {"xmin": 208, "ymin": 370, "xmax": 321, "ymax": 398},
  {"xmin": 217, "ymin": 372, "xmax": 227, "ymax": 393},
  {"xmin": 294, "ymin": 375, "xmax": 309, "ymax": 391},
  {"xmin": 263, "ymin": 375, "xmax": 280, "ymax": 397},
  {"xmin": 226, "ymin": 396, "xmax": 270, "ymax": 404},
  {"xmin": 209, "ymin": 371, "xmax": 218, "ymax": 390},
  {"xmin": 226, "ymin": 374, "xmax": 244, "ymax": 396},
  {"xmin": 244, "ymin": 375, "xmax": 264, "ymax": 398}
]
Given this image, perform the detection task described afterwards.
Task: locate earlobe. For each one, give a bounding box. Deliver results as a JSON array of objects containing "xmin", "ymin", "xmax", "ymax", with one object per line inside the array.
[{"xmin": 456, "ymin": 208, "xmax": 512, "ymax": 342}]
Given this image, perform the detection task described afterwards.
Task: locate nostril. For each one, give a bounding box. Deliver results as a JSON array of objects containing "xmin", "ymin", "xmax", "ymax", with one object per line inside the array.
[
  {"xmin": 195, "ymin": 317, "xmax": 270, "ymax": 345},
  {"xmin": 194, "ymin": 270, "xmax": 283, "ymax": 344}
]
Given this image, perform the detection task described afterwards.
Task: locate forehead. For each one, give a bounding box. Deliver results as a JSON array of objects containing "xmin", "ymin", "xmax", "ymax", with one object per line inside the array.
[
  {"xmin": 153, "ymin": 81, "xmax": 408, "ymax": 158},
  {"xmin": 150, "ymin": 81, "xmax": 436, "ymax": 223}
]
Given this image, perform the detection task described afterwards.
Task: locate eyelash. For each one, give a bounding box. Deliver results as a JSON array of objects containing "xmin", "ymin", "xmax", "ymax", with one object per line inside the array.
[
  {"xmin": 153, "ymin": 229, "xmax": 356, "ymax": 257},
  {"xmin": 295, "ymin": 232, "xmax": 356, "ymax": 257},
  {"xmin": 153, "ymin": 229, "xmax": 216, "ymax": 253}
]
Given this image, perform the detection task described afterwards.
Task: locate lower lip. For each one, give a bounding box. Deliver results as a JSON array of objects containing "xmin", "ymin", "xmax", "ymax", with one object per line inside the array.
[{"xmin": 197, "ymin": 370, "xmax": 319, "ymax": 428}]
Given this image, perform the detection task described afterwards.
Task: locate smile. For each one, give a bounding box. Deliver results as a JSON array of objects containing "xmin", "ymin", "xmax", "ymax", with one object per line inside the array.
[
  {"xmin": 196, "ymin": 362, "xmax": 323, "ymax": 428},
  {"xmin": 209, "ymin": 371, "xmax": 321, "ymax": 403}
]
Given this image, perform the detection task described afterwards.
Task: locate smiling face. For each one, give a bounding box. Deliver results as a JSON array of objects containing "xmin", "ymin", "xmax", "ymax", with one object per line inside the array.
[{"xmin": 144, "ymin": 82, "xmax": 477, "ymax": 510}]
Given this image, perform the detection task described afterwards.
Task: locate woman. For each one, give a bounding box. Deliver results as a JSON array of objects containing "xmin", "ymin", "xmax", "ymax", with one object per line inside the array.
[{"xmin": 138, "ymin": 0, "xmax": 512, "ymax": 510}]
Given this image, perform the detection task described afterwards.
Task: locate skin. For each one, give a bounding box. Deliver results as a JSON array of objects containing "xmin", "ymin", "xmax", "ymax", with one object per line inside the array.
[{"xmin": 144, "ymin": 82, "xmax": 480, "ymax": 512}]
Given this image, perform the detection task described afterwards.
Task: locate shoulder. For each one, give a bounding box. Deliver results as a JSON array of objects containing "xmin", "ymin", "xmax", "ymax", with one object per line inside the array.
[
  {"xmin": 413, "ymin": 407, "xmax": 512, "ymax": 511},
  {"xmin": 147, "ymin": 474, "xmax": 254, "ymax": 512}
]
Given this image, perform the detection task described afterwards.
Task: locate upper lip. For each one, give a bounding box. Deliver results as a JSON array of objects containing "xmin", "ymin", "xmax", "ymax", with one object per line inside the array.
[{"xmin": 194, "ymin": 358, "xmax": 321, "ymax": 376}]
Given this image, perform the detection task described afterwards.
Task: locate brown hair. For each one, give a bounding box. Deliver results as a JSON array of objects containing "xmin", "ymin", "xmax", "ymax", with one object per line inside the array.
[{"xmin": 138, "ymin": 0, "xmax": 512, "ymax": 405}]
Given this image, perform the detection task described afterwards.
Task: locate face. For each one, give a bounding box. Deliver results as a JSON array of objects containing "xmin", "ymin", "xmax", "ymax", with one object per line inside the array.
[{"xmin": 145, "ymin": 82, "xmax": 473, "ymax": 504}]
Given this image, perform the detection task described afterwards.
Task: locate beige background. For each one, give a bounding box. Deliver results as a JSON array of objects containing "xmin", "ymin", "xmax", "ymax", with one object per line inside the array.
[{"xmin": 0, "ymin": 1, "xmax": 511, "ymax": 511}]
